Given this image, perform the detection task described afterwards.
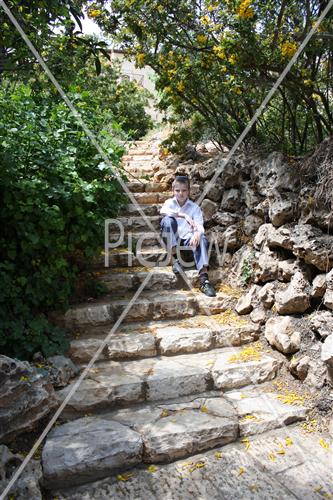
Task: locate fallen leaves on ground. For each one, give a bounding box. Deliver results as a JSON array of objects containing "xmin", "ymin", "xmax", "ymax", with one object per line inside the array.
[
  {"xmin": 214, "ymin": 451, "xmax": 223, "ymax": 459},
  {"xmin": 241, "ymin": 437, "xmax": 251, "ymax": 450},
  {"xmin": 228, "ymin": 342, "xmax": 263, "ymax": 364},
  {"xmin": 147, "ymin": 465, "xmax": 158, "ymax": 473},
  {"xmin": 319, "ymin": 438, "xmax": 330, "ymax": 450},
  {"xmin": 117, "ymin": 472, "xmax": 134, "ymax": 482},
  {"xmin": 237, "ymin": 467, "xmax": 246, "ymax": 476}
]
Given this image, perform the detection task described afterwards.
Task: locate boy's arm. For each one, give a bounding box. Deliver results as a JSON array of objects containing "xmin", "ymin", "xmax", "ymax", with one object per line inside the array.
[{"xmin": 192, "ymin": 205, "xmax": 205, "ymax": 235}]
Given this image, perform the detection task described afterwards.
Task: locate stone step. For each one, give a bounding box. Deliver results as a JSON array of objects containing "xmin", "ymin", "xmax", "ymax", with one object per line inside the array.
[
  {"xmin": 124, "ymin": 203, "xmax": 162, "ymax": 216},
  {"xmin": 108, "ymin": 231, "xmax": 161, "ymax": 247},
  {"xmin": 109, "ymin": 216, "xmax": 161, "ymax": 232},
  {"xmin": 61, "ymin": 290, "xmax": 237, "ymax": 329},
  {"xmin": 126, "ymin": 181, "xmax": 169, "ymax": 193},
  {"xmin": 49, "ymin": 425, "xmax": 329, "ymax": 498},
  {"xmin": 96, "ymin": 267, "xmax": 225, "ymax": 293},
  {"xmin": 101, "ymin": 247, "xmax": 165, "ymax": 268},
  {"xmin": 133, "ymin": 192, "xmax": 171, "ymax": 204},
  {"xmin": 69, "ymin": 315, "xmax": 260, "ymax": 363},
  {"xmin": 55, "ymin": 346, "xmax": 282, "ymax": 418},
  {"xmin": 123, "ymin": 154, "xmax": 155, "ymax": 162}
]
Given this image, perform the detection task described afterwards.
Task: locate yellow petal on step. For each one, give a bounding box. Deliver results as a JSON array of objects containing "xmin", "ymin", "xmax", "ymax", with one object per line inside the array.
[
  {"xmin": 319, "ymin": 438, "xmax": 330, "ymax": 450},
  {"xmin": 240, "ymin": 393, "xmax": 247, "ymax": 399},
  {"xmin": 206, "ymin": 360, "xmax": 215, "ymax": 367},
  {"xmin": 249, "ymin": 484, "xmax": 259, "ymax": 492},
  {"xmin": 276, "ymin": 442, "xmax": 285, "ymax": 455},
  {"xmin": 147, "ymin": 465, "xmax": 158, "ymax": 473},
  {"xmin": 214, "ymin": 451, "xmax": 223, "ymax": 459},
  {"xmin": 285, "ymin": 437, "xmax": 293, "ymax": 446},
  {"xmin": 238, "ymin": 467, "xmax": 246, "ymax": 476},
  {"xmin": 160, "ymin": 409, "xmax": 169, "ymax": 418},
  {"xmin": 241, "ymin": 438, "xmax": 251, "ymax": 450},
  {"xmin": 171, "ymin": 418, "xmax": 177, "ymax": 423},
  {"xmin": 116, "ymin": 472, "xmax": 134, "ymax": 482},
  {"xmin": 200, "ymin": 405, "xmax": 208, "ymax": 413},
  {"xmin": 268, "ymin": 453, "xmax": 276, "ymax": 461},
  {"xmin": 314, "ymin": 486, "xmax": 323, "ymax": 493},
  {"xmin": 179, "ymin": 461, "xmax": 193, "ymax": 469}
]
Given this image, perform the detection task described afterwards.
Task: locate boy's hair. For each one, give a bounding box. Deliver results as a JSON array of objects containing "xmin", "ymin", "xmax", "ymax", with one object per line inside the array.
[{"xmin": 172, "ymin": 175, "xmax": 190, "ymax": 189}]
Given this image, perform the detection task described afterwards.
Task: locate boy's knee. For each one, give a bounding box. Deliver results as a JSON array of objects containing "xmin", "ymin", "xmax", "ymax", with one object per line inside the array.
[{"xmin": 161, "ymin": 215, "xmax": 177, "ymax": 230}]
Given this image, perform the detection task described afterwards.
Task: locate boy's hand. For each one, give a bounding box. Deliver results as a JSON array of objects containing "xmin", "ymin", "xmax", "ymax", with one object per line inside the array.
[{"xmin": 190, "ymin": 231, "xmax": 201, "ymax": 248}]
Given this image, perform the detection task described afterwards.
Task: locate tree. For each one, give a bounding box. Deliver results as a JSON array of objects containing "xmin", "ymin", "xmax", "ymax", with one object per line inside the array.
[{"xmin": 91, "ymin": 0, "xmax": 333, "ymax": 153}]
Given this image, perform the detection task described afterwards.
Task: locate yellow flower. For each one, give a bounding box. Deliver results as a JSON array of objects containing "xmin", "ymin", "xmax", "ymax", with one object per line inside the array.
[
  {"xmin": 280, "ymin": 41, "xmax": 298, "ymax": 58},
  {"xmin": 200, "ymin": 15, "xmax": 210, "ymax": 25},
  {"xmin": 88, "ymin": 9, "xmax": 102, "ymax": 18},
  {"xmin": 176, "ymin": 81, "xmax": 185, "ymax": 92},
  {"xmin": 237, "ymin": 0, "xmax": 254, "ymax": 19},
  {"xmin": 136, "ymin": 53, "xmax": 146, "ymax": 67},
  {"xmin": 213, "ymin": 46, "xmax": 225, "ymax": 60},
  {"xmin": 165, "ymin": 86, "xmax": 173, "ymax": 94},
  {"xmin": 303, "ymin": 79, "xmax": 313, "ymax": 86},
  {"xmin": 228, "ymin": 54, "xmax": 237, "ymax": 64},
  {"xmin": 197, "ymin": 34, "xmax": 208, "ymax": 45}
]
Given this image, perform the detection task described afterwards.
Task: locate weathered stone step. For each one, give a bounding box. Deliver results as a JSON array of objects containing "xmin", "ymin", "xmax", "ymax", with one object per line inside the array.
[
  {"xmin": 62, "ymin": 290, "xmax": 236, "ymax": 329},
  {"xmin": 124, "ymin": 203, "xmax": 162, "ymax": 216},
  {"xmin": 50, "ymin": 425, "xmax": 330, "ymax": 499},
  {"xmin": 123, "ymin": 154, "xmax": 155, "ymax": 161},
  {"xmin": 126, "ymin": 181, "xmax": 169, "ymax": 193},
  {"xmin": 55, "ymin": 347, "xmax": 281, "ymax": 418},
  {"xmin": 96, "ymin": 267, "xmax": 225, "ymax": 293},
  {"xmin": 108, "ymin": 231, "xmax": 161, "ymax": 247},
  {"xmin": 69, "ymin": 315, "xmax": 260, "ymax": 363},
  {"xmin": 102, "ymin": 247, "xmax": 165, "ymax": 268},
  {"xmin": 133, "ymin": 192, "xmax": 171, "ymax": 204},
  {"xmin": 109, "ymin": 216, "xmax": 161, "ymax": 232}
]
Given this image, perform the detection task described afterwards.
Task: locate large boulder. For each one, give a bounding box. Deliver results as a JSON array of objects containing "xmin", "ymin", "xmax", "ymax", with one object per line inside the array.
[
  {"xmin": 201, "ymin": 199, "xmax": 219, "ymax": 222},
  {"xmin": 42, "ymin": 417, "xmax": 143, "ymax": 489},
  {"xmin": 251, "ymin": 151, "xmax": 300, "ymax": 197},
  {"xmin": 265, "ymin": 316, "xmax": 301, "ymax": 354},
  {"xmin": 47, "ymin": 355, "xmax": 79, "ymax": 388},
  {"xmin": 220, "ymin": 188, "xmax": 243, "ymax": 213},
  {"xmin": 275, "ymin": 272, "xmax": 311, "ymax": 314},
  {"xmin": 321, "ymin": 334, "xmax": 333, "ymax": 369},
  {"xmin": 0, "ymin": 356, "xmax": 57, "ymax": 444},
  {"xmin": 311, "ymin": 274, "xmax": 327, "ymax": 299}
]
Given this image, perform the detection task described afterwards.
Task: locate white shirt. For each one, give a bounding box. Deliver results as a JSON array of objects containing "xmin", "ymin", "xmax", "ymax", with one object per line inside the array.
[{"xmin": 160, "ymin": 197, "xmax": 205, "ymax": 239}]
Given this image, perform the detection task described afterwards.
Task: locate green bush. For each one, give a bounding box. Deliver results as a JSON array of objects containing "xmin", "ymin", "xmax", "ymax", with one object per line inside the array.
[{"xmin": 0, "ymin": 84, "xmax": 127, "ymax": 360}]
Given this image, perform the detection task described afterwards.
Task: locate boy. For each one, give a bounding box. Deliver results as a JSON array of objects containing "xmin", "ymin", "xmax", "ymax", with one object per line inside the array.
[{"xmin": 160, "ymin": 175, "xmax": 216, "ymax": 297}]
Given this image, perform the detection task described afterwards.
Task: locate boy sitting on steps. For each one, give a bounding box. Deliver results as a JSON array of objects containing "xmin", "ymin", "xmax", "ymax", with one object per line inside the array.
[{"xmin": 160, "ymin": 175, "xmax": 216, "ymax": 297}]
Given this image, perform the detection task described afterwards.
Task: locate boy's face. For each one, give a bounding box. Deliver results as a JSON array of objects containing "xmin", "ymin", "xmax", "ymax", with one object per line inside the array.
[{"xmin": 173, "ymin": 181, "xmax": 189, "ymax": 206}]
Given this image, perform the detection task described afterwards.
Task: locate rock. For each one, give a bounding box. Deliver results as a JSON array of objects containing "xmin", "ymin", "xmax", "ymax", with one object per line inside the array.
[
  {"xmin": 321, "ymin": 334, "xmax": 333, "ymax": 368},
  {"xmin": 0, "ymin": 356, "xmax": 57, "ymax": 443},
  {"xmin": 251, "ymin": 151, "xmax": 300, "ymax": 196},
  {"xmin": 201, "ymin": 199, "xmax": 219, "ymax": 221},
  {"xmin": 275, "ymin": 271, "xmax": 311, "ymax": 314},
  {"xmin": 290, "ymin": 225, "xmax": 333, "ymax": 272},
  {"xmin": 0, "ymin": 445, "xmax": 42, "ymax": 499},
  {"xmin": 137, "ymin": 399, "xmax": 238, "ymax": 463},
  {"xmin": 309, "ymin": 311, "xmax": 333, "ymax": 339},
  {"xmin": 268, "ymin": 196, "xmax": 296, "ymax": 227},
  {"xmin": 242, "ymin": 182, "xmax": 263, "ymax": 210},
  {"xmin": 204, "ymin": 180, "xmax": 223, "ymax": 202},
  {"xmin": 324, "ymin": 269, "xmax": 333, "ymax": 310},
  {"xmin": 235, "ymin": 285, "xmax": 258, "ymax": 315},
  {"xmin": 258, "ymin": 282, "xmax": 276, "ymax": 309},
  {"xmin": 155, "ymin": 326, "xmax": 212, "ymax": 355},
  {"xmin": 42, "ymin": 418, "xmax": 143, "ymax": 489},
  {"xmin": 264, "ymin": 224, "xmax": 293, "ymax": 250},
  {"xmin": 47, "ymin": 355, "xmax": 79, "ymax": 388},
  {"xmin": 226, "ymin": 389, "xmax": 309, "ymax": 436},
  {"xmin": 253, "ymin": 246, "xmax": 280, "ymax": 283},
  {"xmin": 264, "ymin": 316, "xmax": 301, "ymax": 354},
  {"xmin": 198, "ymin": 158, "xmax": 219, "ymax": 180},
  {"xmin": 289, "ymin": 355, "xmax": 311, "ymax": 380},
  {"xmin": 278, "ymin": 259, "xmax": 301, "ymax": 282},
  {"xmin": 219, "ymin": 157, "xmax": 248, "ymax": 188},
  {"xmin": 305, "ymin": 359, "xmax": 328, "ymax": 389},
  {"xmin": 250, "ymin": 307, "xmax": 267, "ymax": 324},
  {"xmin": 311, "ymin": 274, "xmax": 327, "ymax": 298},
  {"xmin": 220, "ymin": 188, "xmax": 243, "ymax": 213},
  {"xmin": 213, "ymin": 211, "xmax": 240, "ymax": 227},
  {"xmin": 242, "ymin": 215, "xmax": 264, "ymax": 237}
]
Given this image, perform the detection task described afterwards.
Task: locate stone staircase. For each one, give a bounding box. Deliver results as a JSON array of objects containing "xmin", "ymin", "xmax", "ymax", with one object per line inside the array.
[{"xmin": 42, "ymin": 140, "xmax": 324, "ymax": 496}]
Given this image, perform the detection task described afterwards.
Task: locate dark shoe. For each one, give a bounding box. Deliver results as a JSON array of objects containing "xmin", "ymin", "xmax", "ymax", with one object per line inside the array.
[
  {"xmin": 200, "ymin": 279, "xmax": 216, "ymax": 297},
  {"xmin": 172, "ymin": 259, "xmax": 183, "ymax": 275}
]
